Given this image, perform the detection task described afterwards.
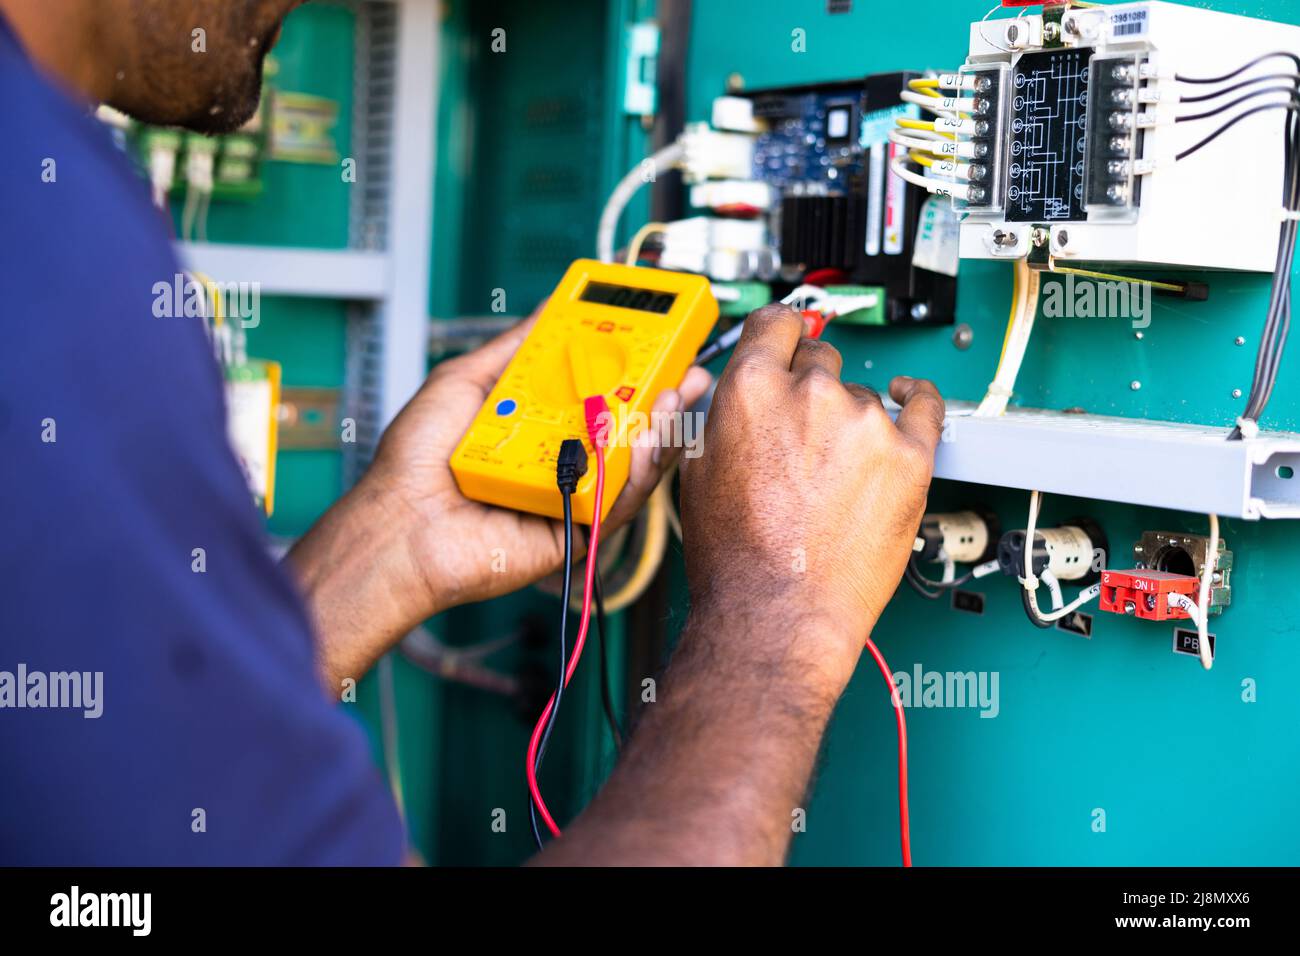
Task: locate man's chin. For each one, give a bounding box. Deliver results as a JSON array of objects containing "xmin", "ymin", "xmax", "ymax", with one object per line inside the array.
[{"xmin": 181, "ymin": 92, "xmax": 264, "ymax": 136}]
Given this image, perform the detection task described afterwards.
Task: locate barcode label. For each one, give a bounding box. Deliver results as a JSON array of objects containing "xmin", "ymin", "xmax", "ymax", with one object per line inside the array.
[{"xmin": 1109, "ymin": 7, "xmax": 1148, "ymax": 39}]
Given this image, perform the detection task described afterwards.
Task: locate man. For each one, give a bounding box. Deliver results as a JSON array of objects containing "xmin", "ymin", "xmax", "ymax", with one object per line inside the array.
[{"xmin": 0, "ymin": 0, "xmax": 946, "ymax": 865}]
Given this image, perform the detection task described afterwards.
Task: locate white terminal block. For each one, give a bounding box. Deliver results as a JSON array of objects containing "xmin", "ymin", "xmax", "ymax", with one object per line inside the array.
[
  {"xmin": 657, "ymin": 216, "xmax": 773, "ymax": 282},
  {"xmin": 689, "ymin": 179, "xmax": 774, "ymax": 212},
  {"xmin": 680, "ymin": 122, "xmax": 755, "ymax": 184},
  {"xmin": 958, "ymin": 1, "xmax": 1300, "ymax": 271},
  {"xmin": 711, "ymin": 95, "xmax": 765, "ymax": 134}
]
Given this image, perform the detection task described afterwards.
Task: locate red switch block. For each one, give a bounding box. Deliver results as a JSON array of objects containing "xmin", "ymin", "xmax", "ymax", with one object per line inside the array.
[{"xmin": 1099, "ymin": 569, "xmax": 1199, "ymax": 621}]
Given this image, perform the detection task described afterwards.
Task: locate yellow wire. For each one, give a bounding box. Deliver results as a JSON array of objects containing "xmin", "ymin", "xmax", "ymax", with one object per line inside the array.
[
  {"xmin": 590, "ymin": 482, "xmax": 671, "ymax": 614},
  {"xmin": 1050, "ymin": 264, "xmax": 1185, "ymax": 294},
  {"xmin": 909, "ymin": 77, "xmax": 941, "ymax": 93},
  {"xmin": 909, "ymin": 151, "xmax": 936, "ymax": 168},
  {"xmin": 190, "ymin": 270, "xmax": 223, "ymax": 327},
  {"xmin": 996, "ymin": 259, "xmax": 1023, "ymax": 366},
  {"xmin": 895, "ymin": 117, "xmax": 955, "ymax": 139},
  {"xmin": 625, "ymin": 222, "xmax": 668, "ymax": 266}
]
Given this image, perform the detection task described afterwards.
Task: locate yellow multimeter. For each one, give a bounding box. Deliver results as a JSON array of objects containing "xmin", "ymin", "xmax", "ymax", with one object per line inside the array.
[{"xmin": 450, "ymin": 259, "xmax": 719, "ymax": 524}]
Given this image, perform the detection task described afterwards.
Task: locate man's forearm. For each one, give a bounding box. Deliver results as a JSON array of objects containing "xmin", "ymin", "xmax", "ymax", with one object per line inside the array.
[
  {"xmin": 533, "ymin": 598, "xmax": 855, "ymax": 866},
  {"xmin": 286, "ymin": 474, "xmax": 434, "ymax": 693}
]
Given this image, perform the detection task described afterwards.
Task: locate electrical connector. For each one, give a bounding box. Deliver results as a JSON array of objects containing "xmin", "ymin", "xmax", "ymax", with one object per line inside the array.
[
  {"xmin": 555, "ymin": 439, "xmax": 589, "ymax": 494},
  {"xmin": 679, "ymin": 122, "xmax": 755, "ymax": 184},
  {"xmin": 1099, "ymin": 569, "xmax": 1198, "ymax": 622}
]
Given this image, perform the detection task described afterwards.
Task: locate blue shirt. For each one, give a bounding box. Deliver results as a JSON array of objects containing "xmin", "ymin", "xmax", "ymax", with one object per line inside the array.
[{"xmin": 0, "ymin": 16, "xmax": 404, "ymax": 865}]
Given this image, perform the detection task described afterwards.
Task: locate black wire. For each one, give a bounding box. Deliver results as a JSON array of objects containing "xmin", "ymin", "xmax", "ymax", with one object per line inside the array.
[
  {"xmin": 1175, "ymin": 87, "xmax": 1300, "ymax": 124},
  {"xmin": 904, "ymin": 554, "xmax": 973, "ymax": 600},
  {"xmin": 1020, "ymin": 587, "xmax": 1054, "ymax": 630},
  {"xmin": 1176, "ymin": 52, "xmax": 1300, "ymax": 85},
  {"xmin": 904, "ymin": 559, "xmax": 943, "ymax": 600},
  {"xmin": 1171, "ymin": 58, "xmax": 1300, "ymax": 437},
  {"xmin": 1178, "ymin": 73, "xmax": 1300, "ymax": 104},
  {"xmin": 1176, "ymin": 101, "xmax": 1300, "ymax": 161},
  {"xmin": 1229, "ymin": 103, "xmax": 1299, "ymax": 437},
  {"xmin": 530, "ymin": 489, "xmax": 574, "ymax": 850}
]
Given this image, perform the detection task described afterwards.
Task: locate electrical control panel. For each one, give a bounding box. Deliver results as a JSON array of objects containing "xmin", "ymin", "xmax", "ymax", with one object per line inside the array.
[
  {"xmin": 704, "ymin": 73, "xmax": 960, "ymax": 325},
  {"xmin": 949, "ymin": 1, "xmax": 1300, "ymax": 270}
]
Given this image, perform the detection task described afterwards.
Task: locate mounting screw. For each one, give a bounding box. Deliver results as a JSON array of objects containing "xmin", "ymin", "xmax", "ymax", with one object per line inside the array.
[
  {"xmin": 1030, "ymin": 227, "xmax": 1049, "ymax": 248},
  {"xmin": 1130, "ymin": 380, "xmax": 1142, "ymax": 391},
  {"xmin": 1235, "ymin": 336, "xmax": 1246, "ymax": 346},
  {"xmin": 911, "ymin": 302, "xmax": 930, "ymax": 321},
  {"xmin": 1006, "ymin": 22, "xmax": 1021, "ymax": 45},
  {"xmin": 1055, "ymin": 229, "xmax": 1070, "ymax": 249},
  {"xmin": 1043, "ymin": 21, "xmax": 1061, "ymax": 43},
  {"xmin": 992, "ymin": 228, "xmax": 1018, "ymax": 248},
  {"xmin": 726, "ymin": 72, "xmax": 745, "ymax": 93},
  {"xmin": 1232, "ymin": 388, "xmax": 1243, "ymax": 399},
  {"xmin": 1123, "ymin": 600, "xmax": 1136, "ymax": 615},
  {"xmin": 952, "ymin": 323, "xmax": 974, "ymax": 350},
  {"xmin": 1135, "ymin": 331, "xmax": 1144, "ymax": 340}
]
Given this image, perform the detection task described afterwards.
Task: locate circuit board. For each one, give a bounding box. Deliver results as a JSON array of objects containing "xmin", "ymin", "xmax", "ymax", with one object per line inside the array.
[
  {"xmin": 1007, "ymin": 47, "xmax": 1092, "ymax": 222},
  {"xmin": 748, "ymin": 88, "xmax": 866, "ymax": 195}
]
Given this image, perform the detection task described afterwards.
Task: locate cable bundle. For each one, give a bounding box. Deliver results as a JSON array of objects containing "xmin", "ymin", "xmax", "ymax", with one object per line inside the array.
[
  {"xmin": 1174, "ymin": 53, "xmax": 1300, "ymax": 438},
  {"xmin": 888, "ymin": 76, "xmax": 988, "ymax": 202}
]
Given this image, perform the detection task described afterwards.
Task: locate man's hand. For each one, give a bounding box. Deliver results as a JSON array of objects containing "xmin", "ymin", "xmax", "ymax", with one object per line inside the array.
[
  {"xmin": 536, "ymin": 305, "xmax": 945, "ymax": 866},
  {"xmin": 288, "ymin": 313, "xmax": 711, "ymax": 691},
  {"xmin": 681, "ymin": 303, "xmax": 946, "ymax": 704}
]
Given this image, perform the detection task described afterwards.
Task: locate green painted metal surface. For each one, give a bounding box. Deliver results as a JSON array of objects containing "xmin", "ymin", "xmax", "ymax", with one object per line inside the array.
[
  {"xmin": 687, "ymin": 0, "xmax": 1300, "ymax": 864},
  {"xmin": 172, "ymin": 2, "xmax": 357, "ymax": 248}
]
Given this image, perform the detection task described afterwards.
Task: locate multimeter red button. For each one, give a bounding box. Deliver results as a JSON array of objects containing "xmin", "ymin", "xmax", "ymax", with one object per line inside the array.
[{"xmin": 495, "ymin": 399, "xmax": 518, "ymax": 416}]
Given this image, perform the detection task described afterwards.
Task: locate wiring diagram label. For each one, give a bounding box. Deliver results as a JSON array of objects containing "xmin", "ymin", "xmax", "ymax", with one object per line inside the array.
[{"xmin": 1007, "ymin": 48, "xmax": 1091, "ymax": 222}]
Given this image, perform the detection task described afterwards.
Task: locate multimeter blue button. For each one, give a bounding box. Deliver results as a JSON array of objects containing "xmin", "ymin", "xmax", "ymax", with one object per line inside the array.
[{"xmin": 495, "ymin": 399, "xmax": 518, "ymax": 416}]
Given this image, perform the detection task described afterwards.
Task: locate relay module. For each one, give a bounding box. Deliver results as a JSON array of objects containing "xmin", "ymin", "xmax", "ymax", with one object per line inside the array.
[{"xmin": 948, "ymin": 0, "xmax": 1300, "ymax": 270}]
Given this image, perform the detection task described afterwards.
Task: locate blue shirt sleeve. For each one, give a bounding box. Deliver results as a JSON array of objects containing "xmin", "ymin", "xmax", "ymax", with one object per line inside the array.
[{"xmin": 0, "ymin": 19, "xmax": 404, "ymax": 865}]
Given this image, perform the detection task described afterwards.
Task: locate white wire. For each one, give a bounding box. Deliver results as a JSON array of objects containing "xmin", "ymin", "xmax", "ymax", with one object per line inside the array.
[
  {"xmin": 1040, "ymin": 568, "xmax": 1064, "ymax": 611},
  {"xmin": 1169, "ymin": 593, "xmax": 1205, "ymax": 631},
  {"xmin": 888, "ymin": 130, "xmax": 945, "ymax": 151},
  {"xmin": 1196, "ymin": 514, "xmax": 1220, "ymax": 670},
  {"xmin": 596, "ymin": 141, "xmax": 686, "ymax": 263},
  {"xmin": 941, "ymin": 551, "xmax": 956, "ymax": 584},
  {"xmin": 889, "ymin": 156, "xmax": 969, "ymax": 198},
  {"xmin": 1022, "ymin": 489, "xmax": 1041, "ymax": 588},
  {"xmin": 900, "ymin": 90, "xmax": 981, "ymax": 116},
  {"xmin": 1019, "ymin": 490, "xmax": 1102, "ymax": 624},
  {"xmin": 977, "ymin": 259, "xmax": 1041, "ymax": 417}
]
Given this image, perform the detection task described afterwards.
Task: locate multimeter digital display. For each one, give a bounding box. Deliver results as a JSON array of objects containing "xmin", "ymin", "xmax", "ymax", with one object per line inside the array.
[
  {"xmin": 578, "ymin": 281, "xmax": 677, "ymax": 314},
  {"xmin": 450, "ymin": 259, "xmax": 719, "ymax": 524}
]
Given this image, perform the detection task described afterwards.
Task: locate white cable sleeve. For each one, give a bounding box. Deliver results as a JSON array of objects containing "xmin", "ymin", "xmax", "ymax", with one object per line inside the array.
[{"xmin": 596, "ymin": 141, "xmax": 686, "ymax": 263}]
